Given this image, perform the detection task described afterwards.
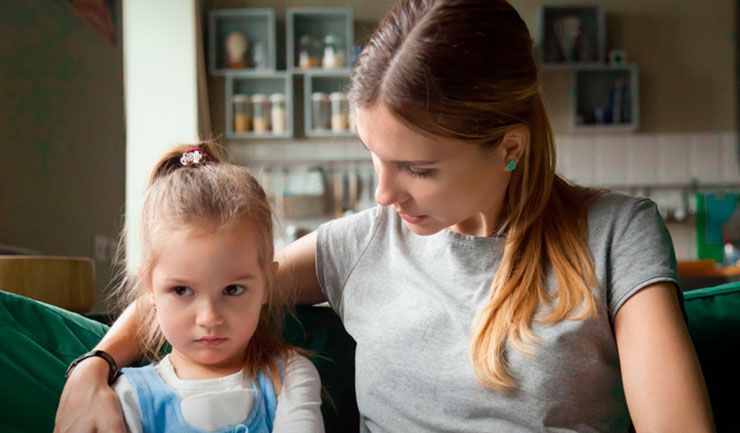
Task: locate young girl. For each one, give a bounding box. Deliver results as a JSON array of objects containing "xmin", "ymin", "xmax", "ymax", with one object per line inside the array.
[{"xmin": 109, "ymin": 143, "xmax": 324, "ymax": 433}]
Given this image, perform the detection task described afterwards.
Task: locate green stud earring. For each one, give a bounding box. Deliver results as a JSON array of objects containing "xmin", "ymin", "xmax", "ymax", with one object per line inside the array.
[{"xmin": 507, "ymin": 160, "xmax": 517, "ymax": 171}]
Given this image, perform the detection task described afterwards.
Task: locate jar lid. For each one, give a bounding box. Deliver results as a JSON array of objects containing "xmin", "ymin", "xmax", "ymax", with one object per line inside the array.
[
  {"xmin": 232, "ymin": 94, "xmax": 250, "ymax": 103},
  {"xmin": 312, "ymin": 92, "xmax": 329, "ymax": 101},
  {"xmin": 329, "ymin": 92, "xmax": 348, "ymax": 101},
  {"xmin": 324, "ymin": 34, "xmax": 340, "ymax": 44},
  {"xmin": 269, "ymin": 93, "xmax": 285, "ymax": 102},
  {"xmin": 251, "ymin": 93, "xmax": 268, "ymax": 102}
]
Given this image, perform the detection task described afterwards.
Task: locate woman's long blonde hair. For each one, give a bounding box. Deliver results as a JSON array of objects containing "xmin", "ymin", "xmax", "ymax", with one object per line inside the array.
[
  {"xmin": 110, "ymin": 141, "xmax": 295, "ymax": 389},
  {"xmin": 351, "ymin": 0, "xmax": 599, "ymax": 391}
]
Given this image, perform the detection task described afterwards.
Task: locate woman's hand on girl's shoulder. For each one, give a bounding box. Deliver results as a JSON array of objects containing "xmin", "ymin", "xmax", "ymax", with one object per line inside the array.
[{"xmin": 54, "ymin": 356, "xmax": 128, "ymax": 433}]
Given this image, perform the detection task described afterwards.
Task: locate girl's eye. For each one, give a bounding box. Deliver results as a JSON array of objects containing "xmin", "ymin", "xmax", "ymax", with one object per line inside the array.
[
  {"xmin": 405, "ymin": 166, "xmax": 435, "ymax": 178},
  {"xmin": 224, "ymin": 285, "xmax": 246, "ymax": 296},
  {"xmin": 173, "ymin": 286, "xmax": 193, "ymax": 296}
]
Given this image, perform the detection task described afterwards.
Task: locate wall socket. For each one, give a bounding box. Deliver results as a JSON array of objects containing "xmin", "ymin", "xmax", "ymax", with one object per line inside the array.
[{"xmin": 93, "ymin": 234, "xmax": 118, "ymax": 264}]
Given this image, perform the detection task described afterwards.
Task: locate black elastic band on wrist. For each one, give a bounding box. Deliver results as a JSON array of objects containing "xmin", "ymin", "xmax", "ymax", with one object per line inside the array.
[{"xmin": 64, "ymin": 349, "xmax": 120, "ymax": 385}]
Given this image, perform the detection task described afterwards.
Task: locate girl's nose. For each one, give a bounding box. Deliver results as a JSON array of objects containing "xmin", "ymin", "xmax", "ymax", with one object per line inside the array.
[{"xmin": 196, "ymin": 299, "xmax": 224, "ymax": 329}]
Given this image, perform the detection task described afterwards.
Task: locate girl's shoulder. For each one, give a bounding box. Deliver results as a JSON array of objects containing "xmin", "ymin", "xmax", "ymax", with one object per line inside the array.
[{"xmin": 282, "ymin": 351, "xmax": 319, "ymax": 380}]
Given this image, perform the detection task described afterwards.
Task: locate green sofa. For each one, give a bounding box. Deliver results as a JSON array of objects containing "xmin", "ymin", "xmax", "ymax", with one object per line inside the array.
[{"xmin": 0, "ymin": 283, "xmax": 738, "ymax": 433}]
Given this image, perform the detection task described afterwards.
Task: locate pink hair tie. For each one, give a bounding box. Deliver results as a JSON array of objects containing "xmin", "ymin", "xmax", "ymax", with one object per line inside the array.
[{"xmin": 180, "ymin": 147, "xmax": 212, "ymax": 166}]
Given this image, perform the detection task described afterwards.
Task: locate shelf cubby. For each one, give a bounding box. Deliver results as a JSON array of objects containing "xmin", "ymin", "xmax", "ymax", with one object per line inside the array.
[
  {"xmin": 303, "ymin": 70, "xmax": 355, "ymax": 138},
  {"xmin": 573, "ymin": 64, "xmax": 639, "ymax": 132},
  {"xmin": 540, "ymin": 4, "xmax": 605, "ymax": 69},
  {"xmin": 208, "ymin": 9, "xmax": 276, "ymax": 75},
  {"xmin": 226, "ymin": 72, "xmax": 293, "ymax": 139},
  {"xmin": 286, "ymin": 7, "xmax": 353, "ymax": 73}
]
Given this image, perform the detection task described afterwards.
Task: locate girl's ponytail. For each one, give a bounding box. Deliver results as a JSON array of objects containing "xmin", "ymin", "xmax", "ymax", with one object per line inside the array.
[{"xmin": 147, "ymin": 141, "xmax": 226, "ymax": 186}]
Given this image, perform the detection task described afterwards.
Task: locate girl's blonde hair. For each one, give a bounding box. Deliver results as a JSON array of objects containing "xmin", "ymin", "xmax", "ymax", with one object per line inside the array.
[
  {"xmin": 351, "ymin": 0, "xmax": 599, "ymax": 391},
  {"xmin": 110, "ymin": 141, "xmax": 294, "ymax": 388}
]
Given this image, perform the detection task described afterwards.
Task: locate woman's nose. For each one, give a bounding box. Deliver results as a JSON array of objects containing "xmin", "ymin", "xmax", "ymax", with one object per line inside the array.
[
  {"xmin": 196, "ymin": 299, "xmax": 224, "ymax": 329},
  {"xmin": 374, "ymin": 162, "xmax": 406, "ymax": 207}
]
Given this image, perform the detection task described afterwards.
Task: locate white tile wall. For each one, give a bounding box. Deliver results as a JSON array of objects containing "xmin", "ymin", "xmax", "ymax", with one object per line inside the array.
[
  {"xmin": 720, "ymin": 132, "xmax": 740, "ymax": 183},
  {"xmin": 593, "ymin": 136, "xmax": 626, "ymax": 185},
  {"xmin": 556, "ymin": 132, "xmax": 740, "ymax": 186},
  {"xmin": 657, "ymin": 134, "xmax": 691, "ymax": 184},
  {"xmin": 559, "ymin": 135, "xmax": 595, "ymax": 184},
  {"xmin": 625, "ymin": 135, "xmax": 659, "ymax": 185},
  {"xmin": 554, "ymin": 131, "xmax": 739, "ymax": 261},
  {"xmin": 689, "ymin": 133, "xmax": 723, "ymax": 183}
]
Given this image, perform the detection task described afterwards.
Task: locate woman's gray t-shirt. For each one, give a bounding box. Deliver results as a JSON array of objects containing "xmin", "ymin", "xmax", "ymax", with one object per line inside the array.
[{"xmin": 316, "ymin": 191, "xmax": 679, "ymax": 433}]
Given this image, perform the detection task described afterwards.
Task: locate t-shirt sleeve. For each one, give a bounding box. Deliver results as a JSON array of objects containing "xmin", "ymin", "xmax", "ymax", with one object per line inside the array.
[
  {"xmin": 316, "ymin": 206, "xmax": 383, "ymax": 318},
  {"xmin": 607, "ymin": 197, "xmax": 680, "ymax": 318},
  {"xmin": 272, "ymin": 353, "xmax": 325, "ymax": 433},
  {"xmin": 112, "ymin": 375, "xmax": 142, "ymax": 433}
]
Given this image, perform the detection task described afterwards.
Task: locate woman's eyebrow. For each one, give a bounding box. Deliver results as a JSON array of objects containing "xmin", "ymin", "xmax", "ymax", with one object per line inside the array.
[{"xmin": 359, "ymin": 139, "xmax": 437, "ymax": 165}]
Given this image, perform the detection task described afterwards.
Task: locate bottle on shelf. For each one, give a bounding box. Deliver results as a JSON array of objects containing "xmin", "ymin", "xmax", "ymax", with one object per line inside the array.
[
  {"xmin": 232, "ymin": 94, "xmax": 251, "ymax": 133},
  {"xmin": 311, "ymin": 92, "xmax": 331, "ymax": 131},
  {"xmin": 298, "ymin": 34, "xmax": 322, "ymax": 69},
  {"xmin": 251, "ymin": 42, "xmax": 267, "ymax": 70},
  {"xmin": 269, "ymin": 93, "xmax": 286, "ymax": 134},
  {"xmin": 330, "ymin": 92, "xmax": 349, "ymax": 132},
  {"xmin": 322, "ymin": 34, "xmax": 344, "ymax": 69},
  {"xmin": 251, "ymin": 94, "xmax": 271, "ymax": 134}
]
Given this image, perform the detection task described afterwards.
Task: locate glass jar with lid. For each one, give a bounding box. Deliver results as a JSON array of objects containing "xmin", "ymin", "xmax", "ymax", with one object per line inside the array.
[
  {"xmin": 232, "ymin": 94, "xmax": 251, "ymax": 133},
  {"xmin": 322, "ymin": 34, "xmax": 344, "ymax": 69},
  {"xmin": 298, "ymin": 34, "xmax": 321, "ymax": 69},
  {"xmin": 311, "ymin": 92, "xmax": 331, "ymax": 131},
  {"xmin": 330, "ymin": 92, "xmax": 349, "ymax": 132},
  {"xmin": 251, "ymin": 94, "xmax": 271, "ymax": 134},
  {"xmin": 269, "ymin": 93, "xmax": 286, "ymax": 134}
]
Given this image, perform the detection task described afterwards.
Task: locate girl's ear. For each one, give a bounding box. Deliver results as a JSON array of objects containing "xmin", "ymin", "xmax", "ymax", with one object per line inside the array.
[{"xmin": 139, "ymin": 265, "xmax": 156, "ymax": 308}]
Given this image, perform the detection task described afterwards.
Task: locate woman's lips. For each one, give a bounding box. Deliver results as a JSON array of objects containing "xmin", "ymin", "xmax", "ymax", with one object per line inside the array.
[
  {"xmin": 399, "ymin": 213, "xmax": 427, "ymax": 224},
  {"xmin": 195, "ymin": 337, "xmax": 227, "ymax": 346}
]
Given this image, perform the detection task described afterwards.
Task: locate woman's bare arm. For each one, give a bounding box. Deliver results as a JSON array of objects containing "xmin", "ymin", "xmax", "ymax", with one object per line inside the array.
[
  {"xmin": 276, "ymin": 230, "xmax": 327, "ymax": 305},
  {"xmin": 615, "ymin": 282, "xmax": 714, "ymax": 432},
  {"xmin": 54, "ymin": 303, "xmax": 142, "ymax": 433}
]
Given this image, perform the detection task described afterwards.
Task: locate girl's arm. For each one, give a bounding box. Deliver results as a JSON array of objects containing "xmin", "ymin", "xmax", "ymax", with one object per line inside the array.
[
  {"xmin": 272, "ymin": 353, "xmax": 325, "ymax": 433},
  {"xmin": 54, "ymin": 304, "xmax": 142, "ymax": 433},
  {"xmin": 614, "ymin": 282, "xmax": 715, "ymax": 432},
  {"xmin": 276, "ymin": 231, "xmax": 327, "ymax": 305}
]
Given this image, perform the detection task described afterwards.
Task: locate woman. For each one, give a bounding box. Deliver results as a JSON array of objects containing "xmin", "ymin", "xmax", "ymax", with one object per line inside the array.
[{"xmin": 55, "ymin": 0, "xmax": 713, "ymax": 431}]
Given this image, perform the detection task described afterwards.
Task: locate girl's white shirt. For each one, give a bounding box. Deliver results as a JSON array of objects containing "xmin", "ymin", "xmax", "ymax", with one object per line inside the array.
[{"xmin": 113, "ymin": 352, "xmax": 324, "ymax": 433}]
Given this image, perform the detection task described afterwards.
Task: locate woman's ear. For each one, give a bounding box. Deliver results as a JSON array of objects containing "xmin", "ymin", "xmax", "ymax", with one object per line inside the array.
[{"xmin": 500, "ymin": 124, "xmax": 529, "ymax": 167}]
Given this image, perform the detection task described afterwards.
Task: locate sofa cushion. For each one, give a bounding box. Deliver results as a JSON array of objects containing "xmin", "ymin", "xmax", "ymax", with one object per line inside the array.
[
  {"xmin": 0, "ymin": 290, "xmax": 108, "ymax": 433},
  {"xmin": 683, "ymin": 282, "xmax": 740, "ymax": 433},
  {"xmin": 1, "ymin": 283, "xmax": 738, "ymax": 433},
  {"xmin": 285, "ymin": 305, "xmax": 359, "ymax": 433}
]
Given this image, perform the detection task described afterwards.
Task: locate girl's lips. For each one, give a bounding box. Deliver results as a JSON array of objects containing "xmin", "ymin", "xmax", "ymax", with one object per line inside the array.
[
  {"xmin": 195, "ymin": 337, "xmax": 227, "ymax": 346},
  {"xmin": 399, "ymin": 213, "xmax": 427, "ymax": 224}
]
